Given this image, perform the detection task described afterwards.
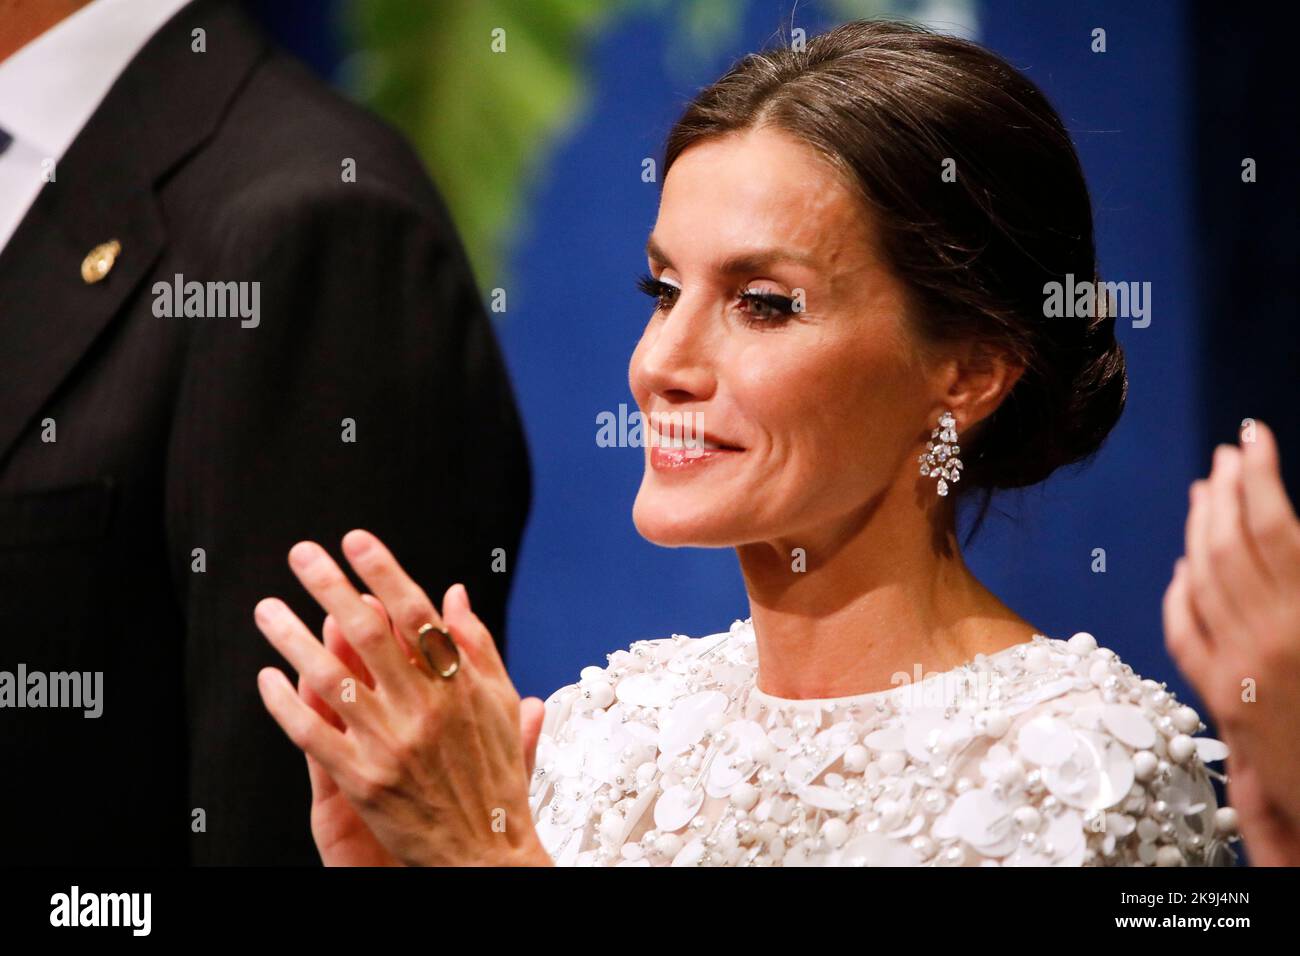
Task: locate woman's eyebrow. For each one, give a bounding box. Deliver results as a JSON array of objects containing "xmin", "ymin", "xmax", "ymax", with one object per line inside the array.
[{"xmin": 645, "ymin": 235, "xmax": 817, "ymax": 272}]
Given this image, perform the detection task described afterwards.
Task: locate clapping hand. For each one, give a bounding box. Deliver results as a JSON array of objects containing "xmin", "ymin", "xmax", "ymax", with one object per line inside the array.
[
  {"xmin": 1163, "ymin": 420, "xmax": 1300, "ymax": 865},
  {"xmin": 253, "ymin": 529, "xmax": 552, "ymax": 866}
]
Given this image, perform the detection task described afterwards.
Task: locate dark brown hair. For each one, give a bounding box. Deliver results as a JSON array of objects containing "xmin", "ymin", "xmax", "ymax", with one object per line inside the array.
[{"xmin": 662, "ymin": 19, "xmax": 1127, "ymax": 509}]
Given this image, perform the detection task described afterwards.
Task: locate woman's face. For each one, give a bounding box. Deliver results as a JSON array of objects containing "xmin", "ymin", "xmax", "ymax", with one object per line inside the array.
[{"xmin": 629, "ymin": 126, "xmax": 935, "ymax": 550}]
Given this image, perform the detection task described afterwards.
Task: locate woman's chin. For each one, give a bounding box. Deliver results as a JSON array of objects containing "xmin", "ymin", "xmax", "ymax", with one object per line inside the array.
[{"xmin": 632, "ymin": 492, "xmax": 737, "ymax": 547}]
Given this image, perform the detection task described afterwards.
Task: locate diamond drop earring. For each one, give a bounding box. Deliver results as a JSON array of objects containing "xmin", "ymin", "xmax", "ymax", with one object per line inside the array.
[{"xmin": 918, "ymin": 410, "xmax": 963, "ymax": 496}]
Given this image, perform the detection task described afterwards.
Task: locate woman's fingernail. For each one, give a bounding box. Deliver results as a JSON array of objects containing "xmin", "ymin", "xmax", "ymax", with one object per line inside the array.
[
  {"xmin": 289, "ymin": 541, "xmax": 318, "ymax": 569},
  {"xmin": 254, "ymin": 597, "xmax": 281, "ymax": 625},
  {"xmin": 342, "ymin": 529, "xmax": 372, "ymax": 558}
]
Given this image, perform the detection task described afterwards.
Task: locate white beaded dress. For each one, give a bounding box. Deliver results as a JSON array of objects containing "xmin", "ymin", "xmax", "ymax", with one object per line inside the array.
[{"xmin": 529, "ymin": 618, "xmax": 1239, "ymax": 867}]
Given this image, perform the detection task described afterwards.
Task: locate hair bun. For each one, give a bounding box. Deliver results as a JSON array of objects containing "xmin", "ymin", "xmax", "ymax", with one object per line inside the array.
[{"xmin": 967, "ymin": 307, "xmax": 1128, "ymax": 490}]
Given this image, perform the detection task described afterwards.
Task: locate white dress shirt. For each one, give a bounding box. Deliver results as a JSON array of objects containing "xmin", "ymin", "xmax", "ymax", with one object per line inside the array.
[{"xmin": 0, "ymin": 0, "xmax": 194, "ymax": 254}]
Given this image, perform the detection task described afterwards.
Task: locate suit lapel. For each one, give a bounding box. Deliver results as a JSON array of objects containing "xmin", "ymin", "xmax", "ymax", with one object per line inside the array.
[{"xmin": 0, "ymin": 0, "xmax": 267, "ymax": 466}]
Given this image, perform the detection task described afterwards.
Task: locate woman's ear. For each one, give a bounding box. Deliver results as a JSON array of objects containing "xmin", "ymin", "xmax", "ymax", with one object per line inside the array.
[{"xmin": 944, "ymin": 341, "xmax": 1025, "ymax": 429}]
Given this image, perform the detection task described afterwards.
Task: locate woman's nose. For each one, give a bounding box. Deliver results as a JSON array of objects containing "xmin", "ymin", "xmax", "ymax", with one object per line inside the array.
[{"xmin": 633, "ymin": 300, "xmax": 716, "ymax": 401}]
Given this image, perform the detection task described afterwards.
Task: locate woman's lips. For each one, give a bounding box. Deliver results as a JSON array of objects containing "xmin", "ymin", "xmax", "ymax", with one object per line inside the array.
[
  {"xmin": 649, "ymin": 444, "xmax": 742, "ymax": 472},
  {"xmin": 645, "ymin": 415, "xmax": 743, "ymax": 471}
]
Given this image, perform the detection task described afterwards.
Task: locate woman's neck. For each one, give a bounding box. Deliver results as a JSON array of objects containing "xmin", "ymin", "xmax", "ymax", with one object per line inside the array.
[{"xmin": 736, "ymin": 481, "xmax": 1036, "ymax": 700}]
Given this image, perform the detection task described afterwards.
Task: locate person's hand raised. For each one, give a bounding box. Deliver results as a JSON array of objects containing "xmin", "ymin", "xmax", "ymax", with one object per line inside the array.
[
  {"xmin": 1163, "ymin": 420, "xmax": 1300, "ymax": 865},
  {"xmin": 254, "ymin": 530, "xmax": 550, "ymax": 866}
]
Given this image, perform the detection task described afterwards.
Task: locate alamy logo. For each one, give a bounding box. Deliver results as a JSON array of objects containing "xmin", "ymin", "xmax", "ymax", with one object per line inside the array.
[
  {"xmin": 1043, "ymin": 273, "xmax": 1151, "ymax": 328},
  {"xmin": 50, "ymin": 886, "xmax": 151, "ymax": 936},
  {"xmin": 888, "ymin": 662, "xmax": 997, "ymax": 711},
  {"xmin": 152, "ymin": 273, "xmax": 260, "ymax": 328},
  {"xmin": 0, "ymin": 664, "xmax": 102, "ymax": 717},
  {"xmin": 596, "ymin": 404, "xmax": 706, "ymax": 452}
]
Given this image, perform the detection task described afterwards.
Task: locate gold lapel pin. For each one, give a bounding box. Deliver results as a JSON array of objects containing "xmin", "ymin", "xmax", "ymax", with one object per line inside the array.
[{"xmin": 81, "ymin": 239, "xmax": 121, "ymax": 284}]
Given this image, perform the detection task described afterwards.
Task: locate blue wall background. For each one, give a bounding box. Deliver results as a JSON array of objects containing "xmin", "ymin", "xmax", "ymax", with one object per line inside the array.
[{"xmin": 249, "ymin": 1, "xmax": 1294, "ymax": 779}]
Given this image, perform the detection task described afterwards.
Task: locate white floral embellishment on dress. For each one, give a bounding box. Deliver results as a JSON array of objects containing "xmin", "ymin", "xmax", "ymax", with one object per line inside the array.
[{"xmin": 529, "ymin": 620, "xmax": 1240, "ymax": 867}]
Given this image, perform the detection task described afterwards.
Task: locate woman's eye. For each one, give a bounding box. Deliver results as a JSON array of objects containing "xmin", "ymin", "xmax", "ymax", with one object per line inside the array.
[
  {"xmin": 636, "ymin": 273, "xmax": 680, "ymax": 312},
  {"xmin": 738, "ymin": 289, "xmax": 796, "ymax": 323},
  {"xmin": 635, "ymin": 274, "xmax": 795, "ymax": 323}
]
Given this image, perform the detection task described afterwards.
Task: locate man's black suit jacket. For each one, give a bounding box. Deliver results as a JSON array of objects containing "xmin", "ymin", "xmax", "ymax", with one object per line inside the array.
[{"xmin": 0, "ymin": 0, "xmax": 531, "ymax": 864}]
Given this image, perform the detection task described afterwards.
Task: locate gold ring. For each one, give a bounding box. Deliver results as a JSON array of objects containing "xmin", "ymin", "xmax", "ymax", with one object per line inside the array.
[{"xmin": 417, "ymin": 623, "xmax": 460, "ymax": 678}]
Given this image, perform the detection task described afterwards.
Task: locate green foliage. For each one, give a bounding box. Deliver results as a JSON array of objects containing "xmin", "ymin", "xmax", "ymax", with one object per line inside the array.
[{"xmin": 344, "ymin": 0, "xmax": 621, "ymax": 294}]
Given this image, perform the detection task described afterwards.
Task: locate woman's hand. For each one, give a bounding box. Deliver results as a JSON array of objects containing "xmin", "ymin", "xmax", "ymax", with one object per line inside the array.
[
  {"xmin": 295, "ymin": 596, "xmax": 399, "ymax": 866},
  {"xmin": 1163, "ymin": 419, "xmax": 1300, "ymax": 865},
  {"xmin": 253, "ymin": 529, "xmax": 551, "ymax": 866}
]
